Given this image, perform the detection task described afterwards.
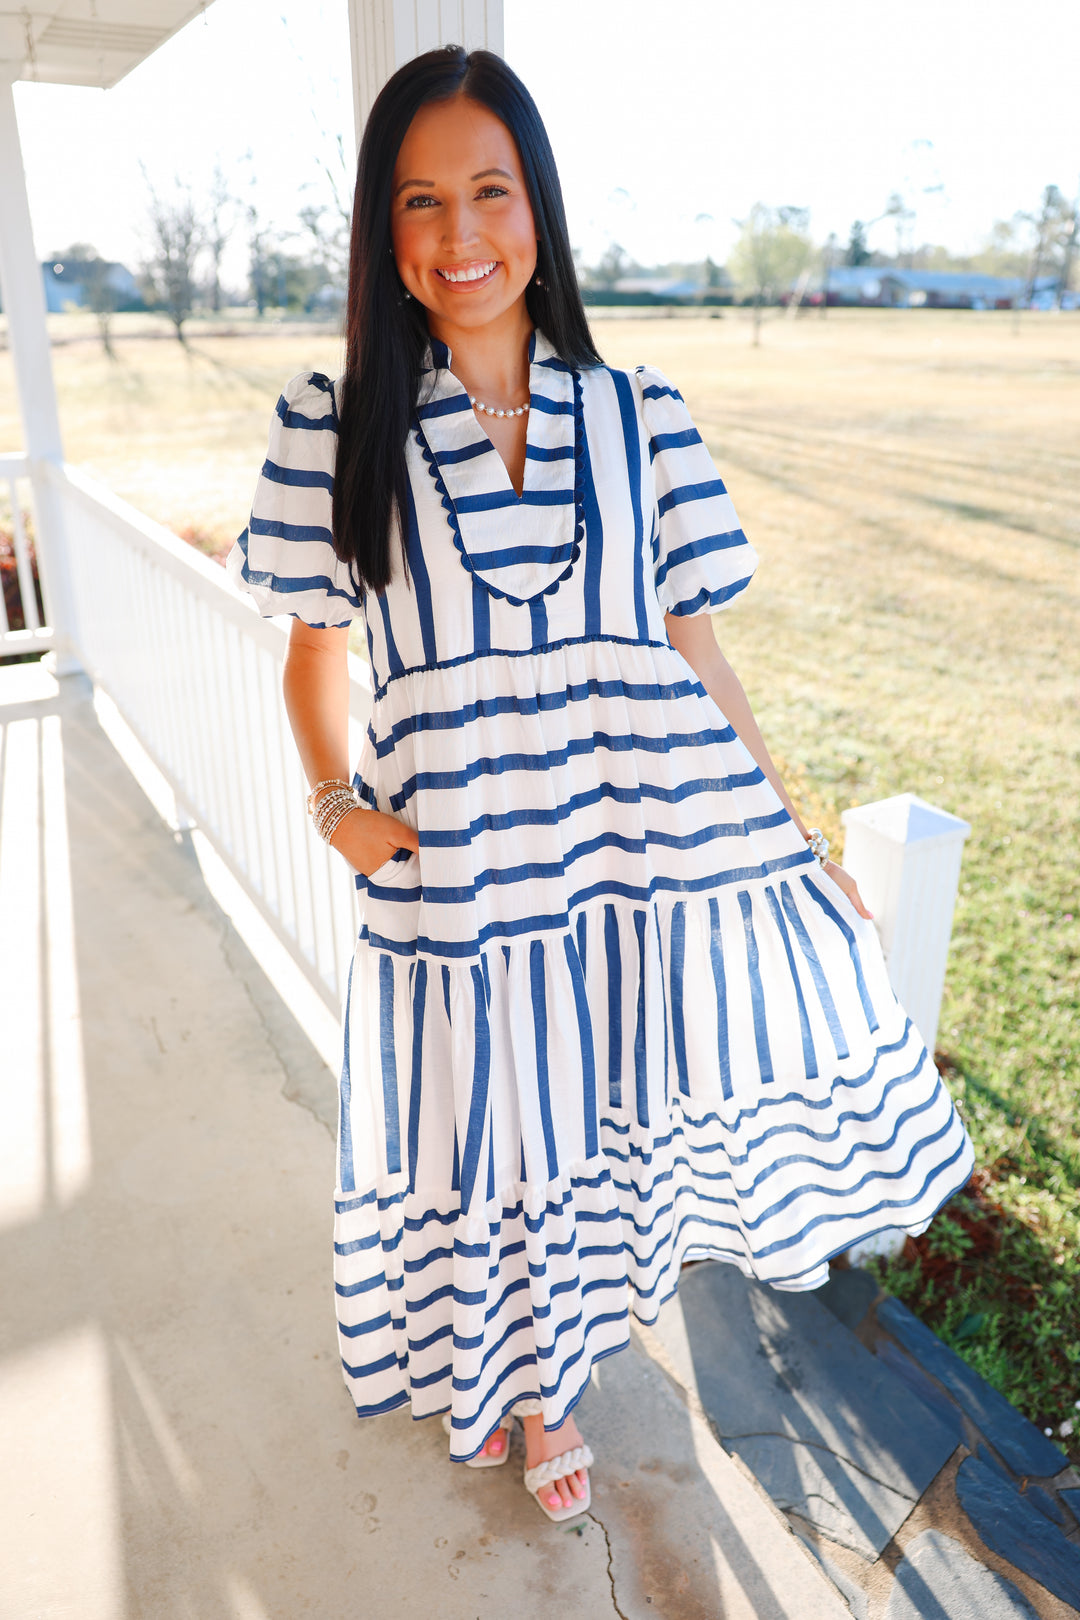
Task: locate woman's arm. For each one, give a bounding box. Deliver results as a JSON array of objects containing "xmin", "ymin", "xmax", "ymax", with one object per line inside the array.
[
  {"xmin": 665, "ymin": 614, "xmax": 871, "ymax": 919},
  {"xmin": 282, "ymin": 619, "xmax": 419, "ymax": 872}
]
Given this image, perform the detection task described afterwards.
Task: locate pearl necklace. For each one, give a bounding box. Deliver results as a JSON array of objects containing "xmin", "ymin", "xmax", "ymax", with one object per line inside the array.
[{"xmin": 468, "ymin": 394, "xmax": 530, "ymax": 419}]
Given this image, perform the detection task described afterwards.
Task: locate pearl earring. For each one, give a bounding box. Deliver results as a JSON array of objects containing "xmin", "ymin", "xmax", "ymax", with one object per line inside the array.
[{"xmin": 389, "ymin": 245, "xmax": 410, "ymax": 298}]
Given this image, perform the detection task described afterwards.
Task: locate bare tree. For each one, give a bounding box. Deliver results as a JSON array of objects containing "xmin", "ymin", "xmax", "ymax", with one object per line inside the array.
[
  {"xmin": 591, "ymin": 241, "xmax": 631, "ymax": 291},
  {"xmin": 883, "ymin": 191, "xmax": 915, "ymax": 266},
  {"xmin": 142, "ymin": 174, "xmax": 202, "ymax": 343},
  {"xmin": 279, "ymin": 119, "xmax": 354, "ymax": 318},
  {"xmin": 83, "ymin": 254, "xmax": 120, "ymax": 358},
  {"xmin": 819, "ymin": 232, "xmax": 839, "ymax": 316},
  {"xmin": 1058, "ymin": 183, "xmax": 1079, "ymax": 309},
  {"xmin": 297, "ymin": 190, "xmax": 350, "ymax": 314},
  {"xmin": 1025, "ymin": 185, "xmax": 1065, "ymax": 304},
  {"xmin": 53, "ymin": 242, "xmax": 119, "ymax": 357},
  {"xmin": 971, "ymin": 217, "xmax": 1030, "ymax": 278},
  {"xmin": 847, "ymin": 195, "xmax": 912, "ymax": 269},
  {"xmin": 246, "ymin": 198, "xmax": 276, "ymax": 316},
  {"xmin": 205, "ymin": 165, "xmax": 235, "ymax": 314},
  {"xmin": 846, "ymin": 220, "xmax": 872, "ymax": 267},
  {"xmin": 729, "ymin": 204, "xmax": 813, "ymax": 345}
]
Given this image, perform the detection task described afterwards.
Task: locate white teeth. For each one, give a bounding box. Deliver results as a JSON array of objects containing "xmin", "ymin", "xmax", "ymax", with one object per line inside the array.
[{"xmin": 439, "ymin": 262, "xmax": 496, "ymax": 283}]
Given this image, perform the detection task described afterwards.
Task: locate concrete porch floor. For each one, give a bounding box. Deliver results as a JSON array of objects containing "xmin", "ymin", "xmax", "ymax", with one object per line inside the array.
[{"xmin": 0, "ymin": 663, "xmax": 848, "ymax": 1620}]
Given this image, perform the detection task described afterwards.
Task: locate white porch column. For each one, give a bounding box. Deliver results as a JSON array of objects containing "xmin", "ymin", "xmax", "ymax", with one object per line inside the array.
[
  {"xmin": 347, "ymin": 0, "xmax": 504, "ymax": 148},
  {"xmin": 0, "ymin": 69, "xmax": 79, "ymax": 667}
]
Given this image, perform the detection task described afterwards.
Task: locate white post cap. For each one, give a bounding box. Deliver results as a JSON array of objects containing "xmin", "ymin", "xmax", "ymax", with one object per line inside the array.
[{"xmin": 842, "ymin": 792, "xmax": 971, "ymax": 852}]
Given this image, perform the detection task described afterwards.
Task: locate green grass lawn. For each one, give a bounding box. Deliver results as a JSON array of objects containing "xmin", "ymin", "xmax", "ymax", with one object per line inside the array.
[{"xmin": 3, "ymin": 306, "xmax": 1077, "ymax": 1443}]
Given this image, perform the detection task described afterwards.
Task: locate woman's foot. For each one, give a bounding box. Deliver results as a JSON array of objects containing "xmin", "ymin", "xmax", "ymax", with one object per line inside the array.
[
  {"xmin": 476, "ymin": 1426, "xmax": 507, "ymax": 1461},
  {"xmin": 520, "ymin": 1411, "xmax": 589, "ymax": 1513},
  {"xmin": 444, "ymin": 1411, "xmax": 510, "ymax": 1465}
]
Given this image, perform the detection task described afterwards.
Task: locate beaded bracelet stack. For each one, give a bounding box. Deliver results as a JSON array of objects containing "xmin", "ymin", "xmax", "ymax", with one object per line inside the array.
[
  {"xmin": 805, "ymin": 827, "xmax": 830, "ymax": 867},
  {"xmin": 307, "ymin": 777, "xmax": 361, "ymax": 845}
]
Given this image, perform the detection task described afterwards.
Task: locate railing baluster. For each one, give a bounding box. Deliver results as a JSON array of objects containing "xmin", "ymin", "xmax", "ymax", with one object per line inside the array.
[
  {"xmin": 210, "ymin": 612, "xmax": 245, "ymax": 869},
  {"xmin": 196, "ymin": 598, "xmax": 229, "ymax": 847},
  {"xmin": 181, "ymin": 588, "xmax": 212, "ymax": 826},
  {"xmin": 241, "ymin": 631, "xmax": 274, "ymax": 911},
  {"xmin": 10, "ymin": 478, "xmax": 39, "ymax": 631},
  {"xmin": 256, "ymin": 644, "xmax": 290, "ymax": 935}
]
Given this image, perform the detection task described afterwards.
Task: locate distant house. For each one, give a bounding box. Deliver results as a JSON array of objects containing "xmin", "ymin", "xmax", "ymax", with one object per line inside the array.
[
  {"xmin": 582, "ymin": 274, "xmax": 732, "ymax": 307},
  {"xmin": 811, "ymin": 266, "xmax": 1062, "ymax": 311},
  {"xmin": 41, "ymin": 257, "xmax": 143, "ymax": 313}
]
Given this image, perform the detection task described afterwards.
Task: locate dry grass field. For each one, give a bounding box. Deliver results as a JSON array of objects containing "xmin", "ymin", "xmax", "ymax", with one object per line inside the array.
[{"xmin": 2, "ymin": 307, "xmax": 1078, "ymax": 1432}]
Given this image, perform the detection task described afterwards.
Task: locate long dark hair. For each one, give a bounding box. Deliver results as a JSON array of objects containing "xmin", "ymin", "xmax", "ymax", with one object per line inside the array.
[{"xmin": 332, "ymin": 46, "xmax": 602, "ymax": 593}]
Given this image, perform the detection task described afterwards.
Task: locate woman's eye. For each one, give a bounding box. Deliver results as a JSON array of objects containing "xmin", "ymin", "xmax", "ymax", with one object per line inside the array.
[
  {"xmin": 478, "ymin": 185, "xmax": 508, "ymax": 199},
  {"xmin": 404, "ymin": 194, "xmax": 437, "ymax": 209}
]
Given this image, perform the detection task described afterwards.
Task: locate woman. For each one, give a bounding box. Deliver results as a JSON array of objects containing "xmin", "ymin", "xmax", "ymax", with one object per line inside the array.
[{"xmin": 229, "ymin": 46, "xmax": 974, "ymax": 1522}]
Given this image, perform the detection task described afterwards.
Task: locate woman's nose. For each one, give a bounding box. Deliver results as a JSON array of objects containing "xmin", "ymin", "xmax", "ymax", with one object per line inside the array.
[{"xmin": 440, "ymin": 198, "xmax": 481, "ymax": 254}]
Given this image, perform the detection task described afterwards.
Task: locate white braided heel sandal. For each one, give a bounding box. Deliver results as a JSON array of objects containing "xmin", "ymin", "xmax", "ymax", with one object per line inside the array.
[
  {"xmin": 523, "ymin": 1445, "xmax": 594, "ymax": 1522},
  {"xmin": 513, "ymin": 1400, "xmax": 593, "ymax": 1522},
  {"xmin": 443, "ymin": 1410, "xmax": 512, "ymax": 1468}
]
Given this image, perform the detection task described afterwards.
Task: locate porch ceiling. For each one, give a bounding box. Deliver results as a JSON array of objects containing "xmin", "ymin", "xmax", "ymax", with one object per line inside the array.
[{"xmin": 0, "ymin": 1, "xmax": 215, "ymax": 89}]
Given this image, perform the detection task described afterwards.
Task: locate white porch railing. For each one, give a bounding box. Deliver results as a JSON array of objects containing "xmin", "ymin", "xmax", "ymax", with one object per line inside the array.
[
  {"xmin": 0, "ymin": 452, "xmax": 54, "ymax": 660},
  {"xmin": 42, "ymin": 460, "xmax": 370, "ymax": 1013}
]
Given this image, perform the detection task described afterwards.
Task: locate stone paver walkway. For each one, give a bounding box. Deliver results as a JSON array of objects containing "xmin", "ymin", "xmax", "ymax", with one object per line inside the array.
[{"xmin": 648, "ymin": 1261, "xmax": 1080, "ymax": 1617}]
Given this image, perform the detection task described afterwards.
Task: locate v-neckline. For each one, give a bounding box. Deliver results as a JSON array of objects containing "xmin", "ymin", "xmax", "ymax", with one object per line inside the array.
[
  {"xmin": 433, "ymin": 331, "xmax": 537, "ymax": 503},
  {"xmin": 413, "ymin": 329, "xmax": 584, "ymax": 608},
  {"xmin": 478, "ymin": 417, "xmax": 527, "ymax": 501}
]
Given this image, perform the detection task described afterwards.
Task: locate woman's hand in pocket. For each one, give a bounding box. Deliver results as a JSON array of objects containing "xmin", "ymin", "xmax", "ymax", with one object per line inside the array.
[{"xmin": 329, "ymin": 808, "xmax": 419, "ymax": 876}]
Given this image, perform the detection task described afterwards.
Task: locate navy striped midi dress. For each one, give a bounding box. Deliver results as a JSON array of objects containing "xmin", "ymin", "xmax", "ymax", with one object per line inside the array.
[{"xmin": 228, "ymin": 329, "xmax": 974, "ymax": 1459}]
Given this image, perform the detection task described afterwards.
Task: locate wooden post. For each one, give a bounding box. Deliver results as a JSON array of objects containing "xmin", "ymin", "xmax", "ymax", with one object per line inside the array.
[{"xmin": 346, "ymin": 0, "xmax": 505, "ymax": 149}]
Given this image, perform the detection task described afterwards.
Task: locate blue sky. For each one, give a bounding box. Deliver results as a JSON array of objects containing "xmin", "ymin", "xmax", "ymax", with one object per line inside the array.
[{"xmin": 12, "ymin": 0, "xmax": 1080, "ymax": 281}]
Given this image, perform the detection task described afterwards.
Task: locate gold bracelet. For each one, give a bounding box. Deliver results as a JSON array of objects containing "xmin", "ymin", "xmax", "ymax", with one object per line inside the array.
[{"xmin": 306, "ymin": 777, "xmax": 354, "ymax": 814}]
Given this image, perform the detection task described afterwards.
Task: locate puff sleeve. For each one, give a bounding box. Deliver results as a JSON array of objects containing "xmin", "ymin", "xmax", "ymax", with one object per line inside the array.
[
  {"xmin": 226, "ymin": 371, "xmax": 362, "ymax": 626},
  {"xmin": 636, "ymin": 365, "xmax": 758, "ymax": 618}
]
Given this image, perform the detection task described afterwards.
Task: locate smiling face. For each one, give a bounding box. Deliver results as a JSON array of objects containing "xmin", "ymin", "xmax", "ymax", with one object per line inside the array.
[{"xmin": 390, "ymin": 94, "xmax": 538, "ymax": 344}]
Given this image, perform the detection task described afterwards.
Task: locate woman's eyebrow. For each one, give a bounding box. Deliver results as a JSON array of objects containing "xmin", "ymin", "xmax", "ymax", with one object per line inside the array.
[{"xmin": 394, "ymin": 166, "xmax": 514, "ymax": 197}]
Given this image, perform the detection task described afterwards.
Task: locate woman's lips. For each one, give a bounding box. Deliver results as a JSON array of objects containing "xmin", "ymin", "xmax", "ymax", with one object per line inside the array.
[{"xmin": 434, "ymin": 260, "xmax": 499, "ymax": 287}]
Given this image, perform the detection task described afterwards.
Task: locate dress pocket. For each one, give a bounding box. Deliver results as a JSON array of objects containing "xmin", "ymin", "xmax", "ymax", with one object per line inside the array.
[{"xmin": 364, "ymin": 848, "xmax": 421, "ymax": 890}]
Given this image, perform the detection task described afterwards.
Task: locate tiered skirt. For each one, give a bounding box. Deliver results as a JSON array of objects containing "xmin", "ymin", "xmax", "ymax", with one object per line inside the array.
[{"xmin": 334, "ymin": 638, "xmax": 974, "ymax": 1458}]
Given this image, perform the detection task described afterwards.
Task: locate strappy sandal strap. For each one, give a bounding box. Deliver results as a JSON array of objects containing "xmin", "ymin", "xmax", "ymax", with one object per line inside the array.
[{"xmin": 523, "ymin": 1445, "xmax": 594, "ymax": 1494}]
